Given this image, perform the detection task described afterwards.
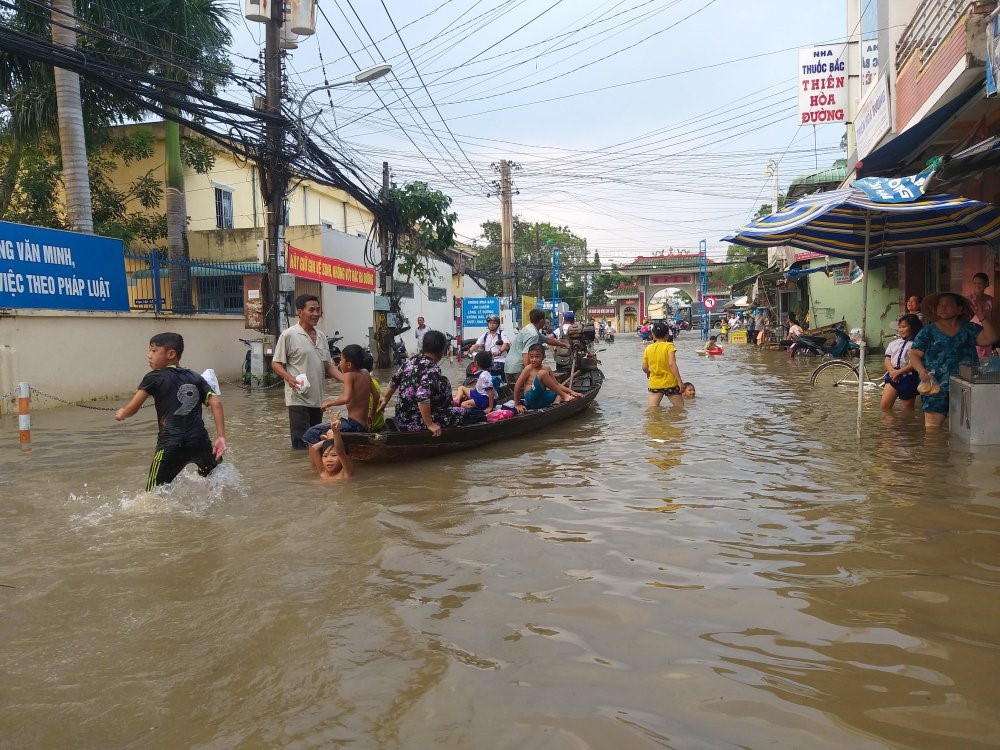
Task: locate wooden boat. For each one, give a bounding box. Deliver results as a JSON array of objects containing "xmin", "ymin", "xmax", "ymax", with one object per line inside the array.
[{"xmin": 341, "ymin": 368, "xmax": 604, "ymax": 462}]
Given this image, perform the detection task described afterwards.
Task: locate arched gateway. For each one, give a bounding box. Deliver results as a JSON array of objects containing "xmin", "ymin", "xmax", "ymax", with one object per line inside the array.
[{"xmin": 601, "ymin": 253, "xmax": 730, "ymax": 330}]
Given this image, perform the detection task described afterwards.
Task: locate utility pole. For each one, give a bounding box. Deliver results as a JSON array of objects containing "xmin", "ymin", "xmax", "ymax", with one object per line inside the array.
[
  {"xmin": 499, "ymin": 159, "xmax": 513, "ymax": 301},
  {"xmin": 535, "ymin": 224, "xmax": 542, "ymax": 298},
  {"xmin": 263, "ymin": 0, "xmax": 288, "ymax": 338},
  {"xmin": 375, "ymin": 160, "xmax": 392, "ymax": 367}
]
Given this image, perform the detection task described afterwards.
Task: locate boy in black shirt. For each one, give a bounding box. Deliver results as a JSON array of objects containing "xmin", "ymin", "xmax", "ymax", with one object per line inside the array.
[{"xmin": 115, "ymin": 332, "xmax": 227, "ymax": 490}]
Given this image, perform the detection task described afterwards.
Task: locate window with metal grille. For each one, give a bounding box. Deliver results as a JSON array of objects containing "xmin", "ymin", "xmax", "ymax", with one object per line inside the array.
[
  {"xmin": 394, "ymin": 281, "xmax": 414, "ymax": 298},
  {"xmin": 427, "ymin": 286, "xmax": 447, "ymax": 302},
  {"xmin": 214, "ymin": 188, "xmax": 234, "ymax": 229},
  {"xmin": 196, "ymin": 275, "xmax": 244, "ymax": 313}
]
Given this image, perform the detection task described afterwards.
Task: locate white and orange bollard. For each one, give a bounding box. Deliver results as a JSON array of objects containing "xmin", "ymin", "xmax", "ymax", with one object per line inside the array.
[{"xmin": 18, "ymin": 381, "xmax": 30, "ymax": 449}]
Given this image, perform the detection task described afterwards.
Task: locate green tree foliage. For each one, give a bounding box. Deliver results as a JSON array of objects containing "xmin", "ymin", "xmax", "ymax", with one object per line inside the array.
[
  {"xmin": 0, "ymin": 129, "xmax": 173, "ymax": 245},
  {"xmin": 0, "ymin": 0, "xmax": 223, "ymax": 251},
  {"xmin": 478, "ymin": 217, "xmax": 589, "ymax": 309},
  {"xmin": 389, "ymin": 181, "xmax": 457, "ymax": 286},
  {"xmin": 590, "ymin": 266, "xmax": 632, "ymax": 305},
  {"xmin": 753, "ymin": 193, "xmax": 787, "ymax": 220},
  {"xmin": 714, "ymin": 243, "xmax": 766, "ymax": 287}
]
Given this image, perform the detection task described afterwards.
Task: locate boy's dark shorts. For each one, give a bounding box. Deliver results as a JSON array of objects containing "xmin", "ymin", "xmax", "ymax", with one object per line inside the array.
[{"xmin": 147, "ymin": 436, "xmax": 219, "ymax": 491}]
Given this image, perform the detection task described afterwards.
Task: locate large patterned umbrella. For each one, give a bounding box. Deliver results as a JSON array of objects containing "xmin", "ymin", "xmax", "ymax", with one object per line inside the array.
[
  {"xmin": 722, "ymin": 170, "xmax": 1000, "ymax": 435},
  {"xmin": 723, "ymin": 188, "xmax": 1000, "ymax": 259}
]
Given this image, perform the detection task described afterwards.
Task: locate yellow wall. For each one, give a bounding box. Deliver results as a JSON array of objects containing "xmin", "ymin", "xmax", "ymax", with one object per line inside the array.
[{"xmin": 110, "ymin": 122, "xmax": 375, "ymax": 256}]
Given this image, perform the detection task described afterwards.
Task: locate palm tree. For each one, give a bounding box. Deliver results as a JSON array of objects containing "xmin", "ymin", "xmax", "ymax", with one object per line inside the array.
[
  {"xmin": 140, "ymin": 0, "xmax": 232, "ymax": 312},
  {"xmin": 50, "ymin": 0, "xmax": 93, "ymax": 232},
  {"xmin": 2, "ymin": 0, "xmax": 230, "ymax": 309}
]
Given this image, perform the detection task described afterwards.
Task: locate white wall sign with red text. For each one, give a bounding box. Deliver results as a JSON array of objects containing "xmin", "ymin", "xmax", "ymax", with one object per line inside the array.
[{"xmin": 798, "ymin": 45, "xmax": 847, "ymax": 125}]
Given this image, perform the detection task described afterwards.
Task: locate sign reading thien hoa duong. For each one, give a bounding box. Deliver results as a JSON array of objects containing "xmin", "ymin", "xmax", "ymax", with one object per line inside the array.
[{"xmin": 798, "ymin": 45, "xmax": 847, "ymax": 125}]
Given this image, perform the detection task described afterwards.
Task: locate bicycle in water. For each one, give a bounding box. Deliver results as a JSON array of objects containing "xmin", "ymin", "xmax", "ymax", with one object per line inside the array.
[{"xmin": 809, "ymin": 357, "xmax": 883, "ymax": 390}]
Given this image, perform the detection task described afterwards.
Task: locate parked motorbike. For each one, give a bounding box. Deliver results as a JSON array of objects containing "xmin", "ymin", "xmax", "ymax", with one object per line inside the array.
[
  {"xmin": 788, "ymin": 324, "xmax": 858, "ymax": 358},
  {"xmin": 239, "ymin": 338, "xmax": 253, "ymax": 384},
  {"xmin": 327, "ymin": 330, "xmax": 343, "ymax": 366},
  {"xmin": 392, "ymin": 336, "xmax": 408, "ymax": 367},
  {"xmin": 463, "ymin": 359, "xmax": 506, "ymax": 384}
]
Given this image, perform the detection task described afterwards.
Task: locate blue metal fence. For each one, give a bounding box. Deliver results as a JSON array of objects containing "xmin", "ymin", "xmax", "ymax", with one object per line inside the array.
[{"xmin": 125, "ymin": 248, "xmax": 264, "ymax": 314}]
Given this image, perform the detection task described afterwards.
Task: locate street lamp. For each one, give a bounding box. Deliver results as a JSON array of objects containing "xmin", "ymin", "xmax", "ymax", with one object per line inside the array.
[
  {"xmin": 295, "ymin": 63, "xmax": 392, "ymax": 141},
  {"xmin": 264, "ymin": 62, "xmax": 391, "ymax": 338}
]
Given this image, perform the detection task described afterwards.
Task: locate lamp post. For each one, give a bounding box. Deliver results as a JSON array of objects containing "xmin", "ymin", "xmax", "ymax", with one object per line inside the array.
[
  {"xmin": 264, "ymin": 62, "xmax": 392, "ymax": 338},
  {"xmin": 295, "ymin": 63, "xmax": 392, "ymax": 141}
]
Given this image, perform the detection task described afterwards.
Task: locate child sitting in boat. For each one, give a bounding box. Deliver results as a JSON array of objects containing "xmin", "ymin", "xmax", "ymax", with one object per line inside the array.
[
  {"xmin": 513, "ymin": 343, "xmax": 583, "ymax": 413},
  {"xmin": 453, "ymin": 350, "xmax": 496, "ymax": 413}
]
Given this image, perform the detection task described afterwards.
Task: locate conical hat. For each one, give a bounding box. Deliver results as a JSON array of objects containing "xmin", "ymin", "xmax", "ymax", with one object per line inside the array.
[{"xmin": 921, "ymin": 292, "xmax": 974, "ymax": 324}]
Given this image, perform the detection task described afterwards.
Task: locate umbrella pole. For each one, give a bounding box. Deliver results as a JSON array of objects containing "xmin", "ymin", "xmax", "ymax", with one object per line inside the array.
[{"xmin": 857, "ymin": 213, "xmax": 871, "ymax": 439}]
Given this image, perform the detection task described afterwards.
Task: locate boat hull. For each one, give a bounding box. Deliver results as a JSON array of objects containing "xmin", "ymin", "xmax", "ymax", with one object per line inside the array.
[{"xmin": 342, "ymin": 369, "xmax": 603, "ymax": 462}]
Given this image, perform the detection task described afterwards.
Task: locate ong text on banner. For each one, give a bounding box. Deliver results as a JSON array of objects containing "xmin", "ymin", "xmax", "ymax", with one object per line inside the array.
[{"xmin": 0, "ymin": 221, "xmax": 128, "ymax": 311}]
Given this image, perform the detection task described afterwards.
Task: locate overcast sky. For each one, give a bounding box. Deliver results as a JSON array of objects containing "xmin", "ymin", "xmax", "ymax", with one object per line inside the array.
[{"xmin": 231, "ymin": 0, "xmax": 850, "ymax": 264}]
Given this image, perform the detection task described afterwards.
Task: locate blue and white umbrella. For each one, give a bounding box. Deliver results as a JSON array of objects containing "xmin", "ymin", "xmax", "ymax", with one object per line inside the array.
[
  {"xmin": 722, "ymin": 167, "xmax": 1000, "ymax": 435},
  {"xmin": 722, "ymin": 187, "xmax": 1000, "ymax": 260}
]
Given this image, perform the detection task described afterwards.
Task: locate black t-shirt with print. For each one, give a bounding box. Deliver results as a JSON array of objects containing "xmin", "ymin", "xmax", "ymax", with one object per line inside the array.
[{"xmin": 138, "ymin": 366, "xmax": 213, "ymax": 448}]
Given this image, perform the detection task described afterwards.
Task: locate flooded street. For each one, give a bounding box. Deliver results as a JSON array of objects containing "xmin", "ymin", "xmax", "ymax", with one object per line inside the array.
[{"xmin": 2, "ymin": 337, "xmax": 999, "ymax": 749}]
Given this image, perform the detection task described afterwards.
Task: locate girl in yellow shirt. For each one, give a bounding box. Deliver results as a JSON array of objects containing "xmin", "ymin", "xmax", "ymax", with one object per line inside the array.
[{"xmin": 641, "ymin": 322, "xmax": 685, "ymax": 408}]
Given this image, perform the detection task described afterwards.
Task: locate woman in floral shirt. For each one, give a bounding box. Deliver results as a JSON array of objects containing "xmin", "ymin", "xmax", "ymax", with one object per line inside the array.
[{"xmin": 377, "ymin": 330, "xmax": 465, "ymax": 436}]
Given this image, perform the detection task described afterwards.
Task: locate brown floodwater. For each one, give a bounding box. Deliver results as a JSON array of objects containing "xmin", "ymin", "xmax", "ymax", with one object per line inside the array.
[{"xmin": 2, "ymin": 337, "xmax": 998, "ymax": 749}]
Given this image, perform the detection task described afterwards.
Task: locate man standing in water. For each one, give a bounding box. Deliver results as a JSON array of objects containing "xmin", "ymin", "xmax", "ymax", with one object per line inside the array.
[
  {"xmin": 272, "ymin": 294, "xmax": 341, "ymax": 449},
  {"xmin": 414, "ymin": 316, "xmax": 429, "ymax": 353}
]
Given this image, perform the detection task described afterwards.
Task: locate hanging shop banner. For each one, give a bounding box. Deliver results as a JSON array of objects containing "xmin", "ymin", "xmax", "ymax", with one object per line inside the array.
[
  {"xmin": 860, "ymin": 2, "xmax": 880, "ymax": 102},
  {"xmin": 855, "ymin": 76, "xmax": 891, "ymax": 159},
  {"xmin": 462, "ymin": 296, "xmax": 500, "ymax": 327},
  {"xmin": 797, "ymin": 44, "xmax": 847, "ymax": 125},
  {"xmin": 0, "ymin": 221, "xmax": 128, "ymax": 311},
  {"xmin": 852, "ymin": 163, "xmax": 938, "ymax": 204},
  {"xmin": 287, "ymin": 245, "xmax": 375, "ymax": 291}
]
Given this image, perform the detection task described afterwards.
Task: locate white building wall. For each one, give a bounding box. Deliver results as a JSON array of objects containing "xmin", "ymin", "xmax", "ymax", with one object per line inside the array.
[
  {"xmin": 0, "ymin": 312, "xmax": 248, "ymax": 414},
  {"xmin": 317, "ymin": 228, "xmax": 376, "ymax": 351},
  {"xmin": 397, "ymin": 256, "xmax": 456, "ymax": 354},
  {"xmin": 314, "ymin": 227, "xmax": 482, "ymax": 354}
]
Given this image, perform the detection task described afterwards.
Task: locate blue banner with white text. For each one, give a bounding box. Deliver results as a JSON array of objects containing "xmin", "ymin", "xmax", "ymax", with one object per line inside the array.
[
  {"xmin": 852, "ymin": 164, "xmax": 937, "ymax": 203},
  {"xmin": 462, "ymin": 296, "xmax": 500, "ymax": 327},
  {"xmin": 0, "ymin": 221, "xmax": 129, "ymax": 311}
]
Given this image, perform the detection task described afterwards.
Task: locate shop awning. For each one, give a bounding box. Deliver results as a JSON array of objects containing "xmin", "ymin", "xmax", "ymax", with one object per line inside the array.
[
  {"xmin": 856, "ymin": 82, "xmax": 984, "ymax": 178},
  {"xmin": 132, "ymin": 262, "xmax": 265, "ymax": 279},
  {"xmin": 932, "ymin": 136, "xmax": 1000, "ymax": 193},
  {"xmin": 730, "ymin": 265, "xmax": 781, "ymax": 294}
]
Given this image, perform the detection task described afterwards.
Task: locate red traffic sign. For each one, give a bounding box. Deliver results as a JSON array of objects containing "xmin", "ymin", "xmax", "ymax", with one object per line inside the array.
[{"xmin": 703, "ymin": 296, "xmax": 717, "ymax": 309}]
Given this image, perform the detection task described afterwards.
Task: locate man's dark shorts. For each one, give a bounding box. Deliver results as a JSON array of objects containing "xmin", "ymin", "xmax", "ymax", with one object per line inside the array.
[{"xmin": 302, "ymin": 417, "xmax": 368, "ymax": 446}]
